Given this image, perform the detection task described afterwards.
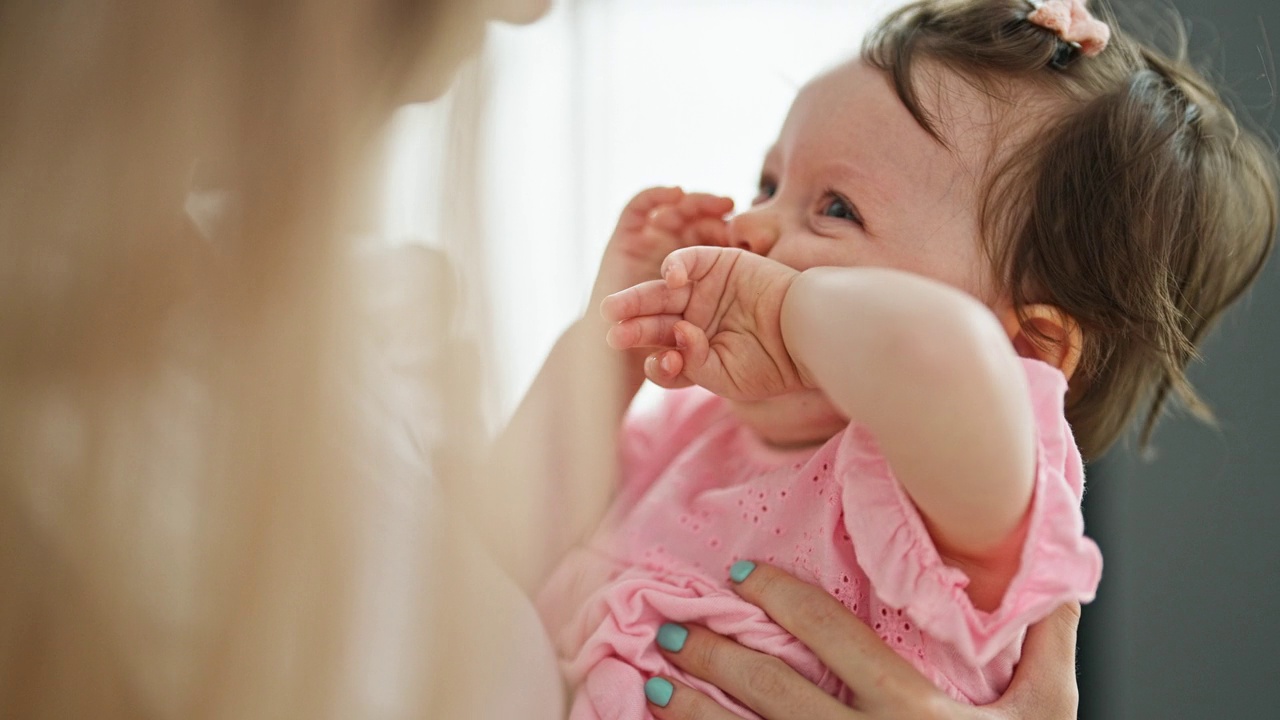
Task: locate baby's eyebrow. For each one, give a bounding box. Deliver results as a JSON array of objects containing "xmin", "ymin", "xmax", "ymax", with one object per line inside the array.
[{"xmin": 822, "ymin": 160, "xmax": 893, "ymax": 217}]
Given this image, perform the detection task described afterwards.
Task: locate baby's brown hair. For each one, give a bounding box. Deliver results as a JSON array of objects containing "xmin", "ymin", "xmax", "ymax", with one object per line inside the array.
[{"xmin": 865, "ymin": 0, "xmax": 1279, "ymax": 459}]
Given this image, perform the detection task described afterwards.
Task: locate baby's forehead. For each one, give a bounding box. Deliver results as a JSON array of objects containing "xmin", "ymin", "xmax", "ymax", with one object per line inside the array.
[
  {"xmin": 774, "ymin": 62, "xmax": 970, "ymax": 199},
  {"xmin": 792, "ymin": 59, "xmax": 1049, "ymax": 177}
]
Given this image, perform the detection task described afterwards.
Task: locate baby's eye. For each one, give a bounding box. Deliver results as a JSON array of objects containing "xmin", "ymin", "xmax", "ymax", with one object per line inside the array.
[
  {"xmin": 821, "ymin": 193, "xmax": 863, "ymax": 225},
  {"xmin": 753, "ymin": 177, "xmax": 778, "ymax": 205}
]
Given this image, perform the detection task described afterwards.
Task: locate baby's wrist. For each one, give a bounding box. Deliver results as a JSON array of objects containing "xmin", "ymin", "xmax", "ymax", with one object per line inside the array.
[{"xmin": 779, "ymin": 270, "xmax": 818, "ymax": 389}]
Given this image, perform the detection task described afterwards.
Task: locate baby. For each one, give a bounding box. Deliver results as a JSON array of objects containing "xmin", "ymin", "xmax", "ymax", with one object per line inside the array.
[{"xmin": 535, "ymin": 0, "xmax": 1278, "ymax": 716}]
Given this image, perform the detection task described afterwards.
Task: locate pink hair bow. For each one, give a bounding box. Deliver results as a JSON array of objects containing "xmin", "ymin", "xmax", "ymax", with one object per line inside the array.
[{"xmin": 1027, "ymin": 0, "xmax": 1111, "ymax": 57}]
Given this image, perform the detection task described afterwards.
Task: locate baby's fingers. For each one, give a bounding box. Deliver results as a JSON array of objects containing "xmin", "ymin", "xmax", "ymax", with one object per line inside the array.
[
  {"xmin": 645, "ymin": 350, "xmax": 687, "ymax": 385},
  {"xmin": 617, "ymin": 186, "xmax": 685, "ymax": 232},
  {"xmin": 682, "ymin": 216, "xmax": 731, "ymax": 248},
  {"xmin": 676, "ymin": 192, "xmax": 735, "ymax": 219},
  {"xmin": 649, "ymin": 193, "xmax": 734, "ymax": 233},
  {"xmin": 661, "ymin": 246, "xmax": 744, "ymax": 289},
  {"xmin": 606, "ymin": 315, "xmax": 681, "ymax": 350},
  {"xmin": 600, "ymin": 280, "xmax": 691, "ymax": 323},
  {"xmin": 670, "ymin": 322, "xmax": 715, "ymax": 385}
]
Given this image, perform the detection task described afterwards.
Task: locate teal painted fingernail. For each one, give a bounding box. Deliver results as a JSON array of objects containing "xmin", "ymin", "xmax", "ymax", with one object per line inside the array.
[
  {"xmin": 644, "ymin": 677, "xmax": 674, "ymax": 707},
  {"xmin": 656, "ymin": 623, "xmax": 688, "ymax": 652},
  {"xmin": 729, "ymin": 560, "xmax": 757, "ymax": 583}
]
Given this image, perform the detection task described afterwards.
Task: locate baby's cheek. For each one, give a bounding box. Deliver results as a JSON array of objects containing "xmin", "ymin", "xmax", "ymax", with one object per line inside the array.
[
  {"xmin": 912, "ymin": 229, "xmax": 992, "ymax": 297},
  {"xmin": 767, "ymin": 244, "xmax": 845, "ymax": 273}
]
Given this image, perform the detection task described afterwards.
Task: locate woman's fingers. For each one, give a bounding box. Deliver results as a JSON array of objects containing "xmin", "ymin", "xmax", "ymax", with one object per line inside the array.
[
  {"xmin": 989, "ymin": 602, "xmax": 1080, "ymax": 719},
  {"xmin": 646, "ymin": 676, "xmax": 743, "ymax": 720},
  {"xmin": 655, "ymin": 623, "xmax": 858, "ymax": 720},
  {"xmin": 718, "ymin": 564, "xmax": 1080, "ymax": 719},
  {"xmin": 728, "ymin": 562, "xmax": 939, "ymax": 712}
]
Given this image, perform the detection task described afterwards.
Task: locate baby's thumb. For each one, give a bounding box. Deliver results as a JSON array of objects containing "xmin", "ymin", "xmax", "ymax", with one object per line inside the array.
[
  {"xmin": 661, "ymin": 245, "xmax": 723, "ymax": 289},
  {"xmin": 645, "ymin": 350, "xmax": 694, "ymax": 390},
  {"xmin": 660, "ymin": 250, "xmax": 692, "ymax": 289},
  {"xmin": 672, "ymin": 322, "xmax": 714, "ymax": 386}
]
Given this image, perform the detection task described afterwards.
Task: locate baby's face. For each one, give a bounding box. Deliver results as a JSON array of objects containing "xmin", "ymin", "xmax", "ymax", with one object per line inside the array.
[{"xmin": 729, "ymin": 60, "xmax": 1013, "ymax": 448}]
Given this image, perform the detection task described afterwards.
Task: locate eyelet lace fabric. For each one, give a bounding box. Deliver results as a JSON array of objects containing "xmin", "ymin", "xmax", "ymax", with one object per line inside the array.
[{"xmin": 538, "ymin": 358, "xmax": 1101, "ymax": 718}]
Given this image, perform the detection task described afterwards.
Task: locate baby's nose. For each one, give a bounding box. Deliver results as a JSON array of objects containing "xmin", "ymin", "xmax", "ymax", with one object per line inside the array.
[{"xmin": 728, "ymin": 211, "xmax": 780, "ymax": 255}]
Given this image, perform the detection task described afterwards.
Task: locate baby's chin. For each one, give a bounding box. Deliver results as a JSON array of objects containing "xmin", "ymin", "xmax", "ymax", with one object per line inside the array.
[{"xmin": 729, "ymin": 390, "xmax": 849, "ymax": 450}]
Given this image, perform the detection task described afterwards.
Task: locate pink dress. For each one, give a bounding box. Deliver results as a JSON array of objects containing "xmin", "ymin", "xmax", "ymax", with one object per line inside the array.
[{"xmin": 538, "ymin": 358, "xmax": 1102, "ymax": 717}]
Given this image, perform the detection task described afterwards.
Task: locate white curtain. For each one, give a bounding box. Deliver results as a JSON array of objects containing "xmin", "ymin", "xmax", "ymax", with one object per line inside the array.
[{"xmin": 383, "ymin": 0, "xmax": 885, "ymax": 422}]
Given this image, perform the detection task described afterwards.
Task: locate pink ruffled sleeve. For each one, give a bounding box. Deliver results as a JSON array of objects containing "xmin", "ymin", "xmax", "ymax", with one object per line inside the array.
[{"xmin": 838, "ymin": 358, "xmax": 1102, "ymax": 666}]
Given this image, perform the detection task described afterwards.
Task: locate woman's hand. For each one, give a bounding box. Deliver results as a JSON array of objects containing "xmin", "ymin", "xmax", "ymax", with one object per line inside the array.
[{"xmin": 645, "ymin": 562, "xmax": 1080, "ymax": 720}]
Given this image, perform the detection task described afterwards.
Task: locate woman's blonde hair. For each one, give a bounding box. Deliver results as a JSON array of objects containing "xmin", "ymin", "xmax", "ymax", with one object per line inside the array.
[{"xmin": 0, "ymin": 2, "xmax": 507, "ymax": 717}]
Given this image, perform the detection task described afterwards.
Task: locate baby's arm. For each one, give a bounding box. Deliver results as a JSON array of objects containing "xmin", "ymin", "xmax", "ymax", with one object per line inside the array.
[
  {"xmin": 782, "ymin": 267, "xmax": 1035, "ymax": 604},
  {"xmin": 485, "ymin": 188, "xmax": 732, "ymax": 589},
  {"xmin": 606, "ymin": 248, "xmax": 1036, "ymax": 607}
]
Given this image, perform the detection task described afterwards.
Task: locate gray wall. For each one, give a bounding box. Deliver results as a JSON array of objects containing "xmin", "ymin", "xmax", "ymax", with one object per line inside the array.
[{"xmin": 1079, "ymin": 1, "xmax": 1280, "ymax": 718}]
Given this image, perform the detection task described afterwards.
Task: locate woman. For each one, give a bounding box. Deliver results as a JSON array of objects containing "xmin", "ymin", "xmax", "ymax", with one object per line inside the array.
[{"xmin": 0, "ymin": 1, "xmax": 1078, "ymax": 718}]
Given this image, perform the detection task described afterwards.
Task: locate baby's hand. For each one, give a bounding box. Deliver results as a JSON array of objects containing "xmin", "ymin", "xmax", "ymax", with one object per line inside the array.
[
  {"xmin": 589, "ymin": 187, "xmax": 734, "ymax": 310},
  {"xmin": 601, "ymin": 246, "xmax": 808, "ymax": 401}
]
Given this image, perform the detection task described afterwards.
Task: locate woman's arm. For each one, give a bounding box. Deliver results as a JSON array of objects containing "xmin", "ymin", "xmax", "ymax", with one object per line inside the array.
[
  {"xmin": 483, "ymin": 315, "xmax": 638, "ymax": 590},
  {"xmin": 645, "ymin": 563, "xmax": 1080, "ymax": 720},
  {"xmin": 782, "ymin": 267, "xmax": 1036, "ymax": 598}
]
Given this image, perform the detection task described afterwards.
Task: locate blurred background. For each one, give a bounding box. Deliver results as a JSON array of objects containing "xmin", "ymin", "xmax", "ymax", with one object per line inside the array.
[
  {"xmin": 1078, "ymin": 0, "xmax": 1280, "ymax": 717},
  {"xmin": 379, "ymin": 1, "xmax": 1279, "ymax": 717}
]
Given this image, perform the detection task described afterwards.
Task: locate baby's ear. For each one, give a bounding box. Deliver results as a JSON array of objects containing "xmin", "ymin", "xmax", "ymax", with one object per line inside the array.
[{"xmin": 1001, "ymin": 304, "xmax": 1082, "ymax": 380}]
